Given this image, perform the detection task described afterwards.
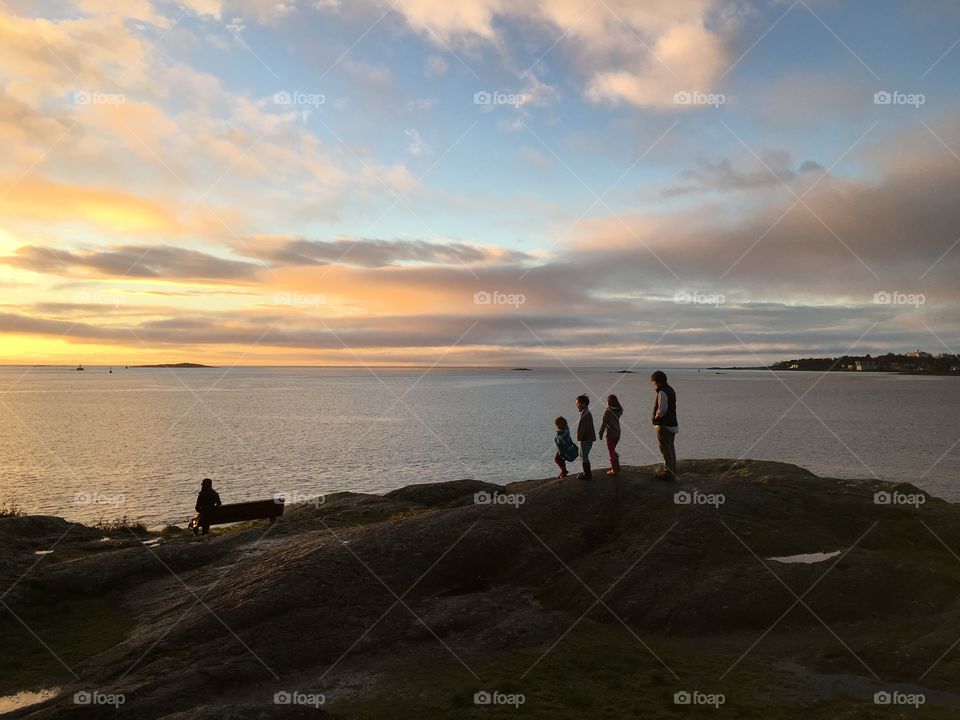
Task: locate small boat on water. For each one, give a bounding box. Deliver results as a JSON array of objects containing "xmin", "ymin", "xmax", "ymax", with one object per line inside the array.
[{"xmin": 75, "ymin": 364, "xmax": 84, "ymax": 371}]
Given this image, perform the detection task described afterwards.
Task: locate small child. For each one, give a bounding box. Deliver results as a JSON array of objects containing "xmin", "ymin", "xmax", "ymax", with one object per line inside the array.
[
  {"xmin": 553, "ymin": 416, "xmax": 579, "ymax": 479},
  {"xmin": 599, "ymin": 394, "xmax": 624, "ymax": 476},
  {"xmin": 575, "ymin": 395, "xmax": 596, "ymax": 480}
]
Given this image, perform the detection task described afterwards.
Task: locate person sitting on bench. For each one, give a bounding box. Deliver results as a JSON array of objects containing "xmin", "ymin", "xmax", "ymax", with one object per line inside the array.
[{"xmin": 195, "ymin": 478, "xmax": 222, "ymax": 535}]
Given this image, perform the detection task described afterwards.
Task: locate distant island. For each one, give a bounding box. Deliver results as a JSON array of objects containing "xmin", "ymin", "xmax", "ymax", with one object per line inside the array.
[
  {"xmin": 134, "ymin": 362, "xmax": 217, "ymax": 368},
  {"xmin": 510, "ymin": 367, "xmax": 533, "ymax": 371},
  {"xmin": 611, "ymin": 370, "xmax": 636, "ymax": 374},
  {"xmin": 715, "ymin": 351, "xmax": 960, "ymax": 375}
]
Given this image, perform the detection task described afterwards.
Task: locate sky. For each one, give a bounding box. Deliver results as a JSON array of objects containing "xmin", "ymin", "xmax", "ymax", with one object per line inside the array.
[{"xmin": 1, "ymin": 0, "xmax": 959, "ymax": 366}]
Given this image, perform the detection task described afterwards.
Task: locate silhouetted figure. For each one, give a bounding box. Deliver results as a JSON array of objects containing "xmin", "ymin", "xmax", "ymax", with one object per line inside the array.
[
  {"xmin": 195, "ymin": 478, "xmax": 222, "ymax": 535},
  {"xmin": 599, "ymin": 394, "xmax": 623, "ymax": 476},
  {"xmin": 651, "ymin": 371, "xmax": 679, "ymax": 480},
  {"xmin": 575, "ymin": 395, "xmax": 596, "ymax": 480},
  {"xmin": 553, "ymin": 416, "xmax": 578, "ymax": 479}
]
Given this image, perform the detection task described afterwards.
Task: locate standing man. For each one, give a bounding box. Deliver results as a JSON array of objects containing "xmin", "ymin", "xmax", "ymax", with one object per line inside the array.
[
  {"xmin": 575, "ymin": 394, "xmax": 596, "ymax": 480},
  {"xmin": 650, "ymin": 371, "xmax": 678, "ymax": 480}
]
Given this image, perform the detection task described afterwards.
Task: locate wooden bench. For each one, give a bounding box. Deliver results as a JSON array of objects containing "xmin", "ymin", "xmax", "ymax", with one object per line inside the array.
[{"xmin": 190, "ymin": 499, "xmax": 284, "ymax": 535}]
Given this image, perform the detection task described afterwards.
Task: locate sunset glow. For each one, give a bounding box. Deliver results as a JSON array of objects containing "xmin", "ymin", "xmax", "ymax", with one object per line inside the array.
[{"xmin": 2, "ymin": 0, "xmax": 959, "ymax": 366}]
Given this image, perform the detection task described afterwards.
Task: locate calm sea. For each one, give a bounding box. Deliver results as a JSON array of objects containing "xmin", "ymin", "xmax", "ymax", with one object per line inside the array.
[{"xmin": 0, "ymin": 366, "xmax": 957, "ymax": 526}]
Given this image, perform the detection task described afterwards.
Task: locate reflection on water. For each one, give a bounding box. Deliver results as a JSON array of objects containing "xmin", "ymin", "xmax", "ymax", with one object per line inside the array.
[{"xmin": 0, "ymin": 366, "xmax": 957, "ymax": 526}]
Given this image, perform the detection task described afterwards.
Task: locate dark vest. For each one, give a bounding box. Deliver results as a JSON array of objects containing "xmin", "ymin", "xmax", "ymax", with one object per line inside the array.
[{"xmin": 652, "ymin": 383, "xmax": 678, "ymax": 427}]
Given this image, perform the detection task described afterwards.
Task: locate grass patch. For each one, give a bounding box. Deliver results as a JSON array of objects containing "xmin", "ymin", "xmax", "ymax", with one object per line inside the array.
[
  {"xmin": 93, "ymin": 515, "xmax": 148, "ymax": 534},
  {"xmin": 0, "ymin": 500, "xmax": 25, "ymax": 518},
  {"xmin": 325, "ymin": 622, "xmax": 960, "ymax": 719}
]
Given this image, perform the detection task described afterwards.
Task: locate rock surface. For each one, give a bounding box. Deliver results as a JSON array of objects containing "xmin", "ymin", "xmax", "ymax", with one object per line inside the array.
[{"xmin": 4, "ymin": 460, "xmax": 960, "ymax": 719}]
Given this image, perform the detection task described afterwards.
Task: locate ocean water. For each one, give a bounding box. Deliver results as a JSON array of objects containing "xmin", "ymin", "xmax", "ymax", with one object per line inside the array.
[{"xmin": 0, "ymin": 366, "xmax": 957, "ymax": 527}]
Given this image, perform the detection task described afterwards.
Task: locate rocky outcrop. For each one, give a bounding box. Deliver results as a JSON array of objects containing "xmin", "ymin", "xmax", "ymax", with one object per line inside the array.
[{"xmin": 4, "ymin": 460, "xmax": 960, "ymax": 719}]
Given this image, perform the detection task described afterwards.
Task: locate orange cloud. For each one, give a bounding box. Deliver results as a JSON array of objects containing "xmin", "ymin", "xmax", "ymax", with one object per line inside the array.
[{"xmin": 0, "ymin": 176, "xmax": 179, "ymax": 233}]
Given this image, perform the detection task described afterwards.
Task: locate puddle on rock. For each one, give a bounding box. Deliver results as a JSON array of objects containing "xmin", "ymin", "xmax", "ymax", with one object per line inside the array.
[{"xmin": 768, "ymin": 551, "xmax": 841, "ymax": 564}]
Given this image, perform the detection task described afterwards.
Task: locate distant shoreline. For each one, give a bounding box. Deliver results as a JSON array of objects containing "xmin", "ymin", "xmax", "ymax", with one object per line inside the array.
[
  {"xmin": 134, "ymin": 363, "xmax": 217, "ymax": 368},
  {"xmin": 708, "ymin": 365, "xmax": 960, "ymax": 376}
]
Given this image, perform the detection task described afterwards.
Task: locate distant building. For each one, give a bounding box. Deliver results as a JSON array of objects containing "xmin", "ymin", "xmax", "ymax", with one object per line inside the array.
[
  {"xmin": 906, "ymin": 350, "xmax": 932, "ymax": 359},
  {"xmin": 855, "ymin": 359, "xmax": 878, "ymax": 371},
  {"xmin": 788, "ymin": 363, "xmax": 799, "ymax": 369}
]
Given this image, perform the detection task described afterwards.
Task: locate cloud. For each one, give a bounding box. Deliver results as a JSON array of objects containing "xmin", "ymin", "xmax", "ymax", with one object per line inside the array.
[
  {"xmin": 240, "ymin": 236, "xmax": 534, "ymax": 268},
  {"xmin": 405, "ymin": 128, "xmax": 430, "ymax": 155},
  {"xmin": 0, "ymin": 244, "xmax": 262, "ymax": 282},
  {"xmin": 662, "ymin": 151, "xmax": 825, "ymax": 196},
  {"xmin": 0, "ymin": 177, "xmax": 182, "ymax": 233},
  {"xmin": 424, "ymin": 55, "xmax": 449, "ymax": 78},
  {"xmin": 0, "ymin": 300, "xmax": 945, "ymax": 367},
  {"xmin": 369, "ymin": 0, "xmax": 734, "ymax": 109},
  {"xmin": 0, "ymin": 4, "xmax": 419, "ymax": 234},
  {"xmin": 584, "ymin": 20, "xmax": 730, "ymax": 109}
]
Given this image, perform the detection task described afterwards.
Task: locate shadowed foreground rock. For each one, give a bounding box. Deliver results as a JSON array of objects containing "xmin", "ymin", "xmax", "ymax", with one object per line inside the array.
[{"xmin": 4, "ymin": 460, "xmax": 960, "ymax": 719}]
